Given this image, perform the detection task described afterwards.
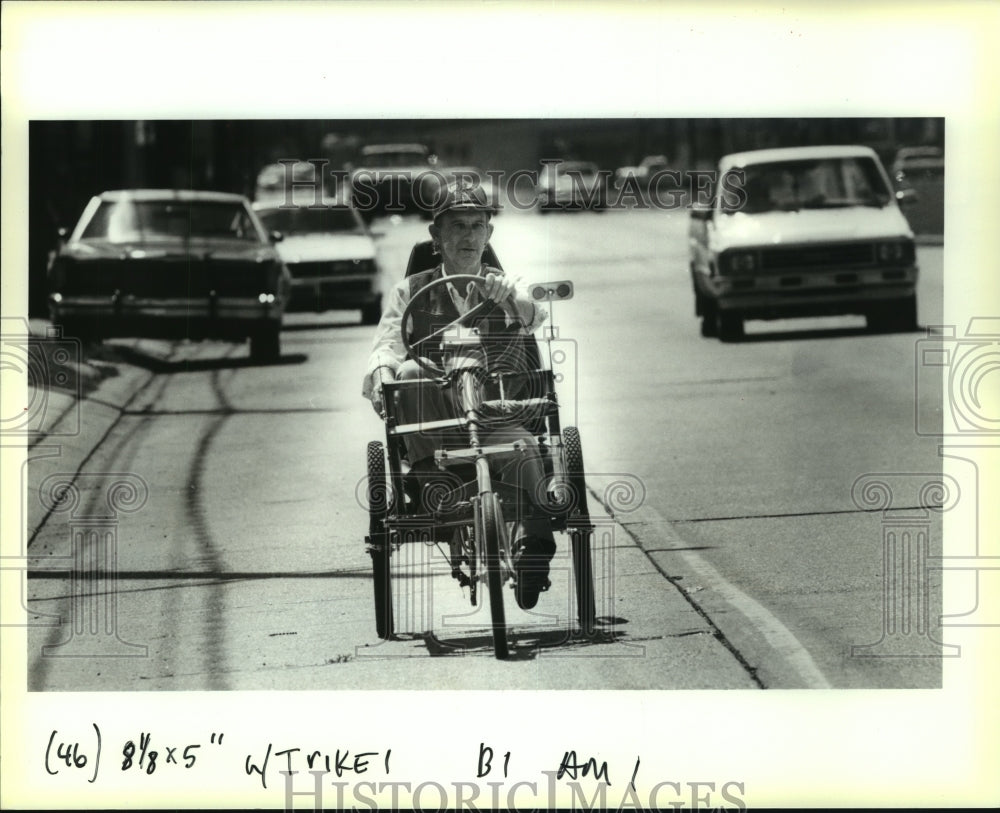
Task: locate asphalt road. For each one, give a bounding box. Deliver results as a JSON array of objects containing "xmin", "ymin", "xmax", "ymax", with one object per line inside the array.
[{"xmin": 27, "ymin": 207, "xmax": 946, "ymax": 691}]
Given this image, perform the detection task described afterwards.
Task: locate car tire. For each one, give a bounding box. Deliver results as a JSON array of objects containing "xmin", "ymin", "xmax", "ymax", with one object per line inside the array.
[
  {"xmin": 249, "ymin": 324, "xmax": 281, "ymax": 362},
  {"xmin": 361, "ymin": 296, "xmax": 383, "ymax": 326},
  {"xmin": 700, "ymin": 312, "xmax": 718, "ymax": 338},
  {"xmin": 868, "ymin": 296, "xmax": 919, "ymax": 334},
  {"xmin": 894, "ymin": 296, "xmax": 919, "ymax": 332},
  {"xmin": 56, "ymin": 319, "xmax": 100, "ymax": 346},
  {"xmin": 716, "ymin": 310, "xmax": 744, "ymax": 342}
]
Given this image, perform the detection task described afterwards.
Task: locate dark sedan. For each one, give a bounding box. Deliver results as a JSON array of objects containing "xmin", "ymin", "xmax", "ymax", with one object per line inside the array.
[{"xmin": 47, "ymin": 190, "xmax": 291, "ymax": 361}]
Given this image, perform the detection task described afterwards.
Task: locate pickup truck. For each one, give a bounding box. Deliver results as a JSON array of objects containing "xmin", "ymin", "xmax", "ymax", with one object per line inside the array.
[{"xmin": 689, "ymin": 145, "xmax": 919, "ymax": 341}]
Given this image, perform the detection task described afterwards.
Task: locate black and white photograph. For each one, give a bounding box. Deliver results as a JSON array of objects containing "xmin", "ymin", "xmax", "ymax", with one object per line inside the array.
[{"xmin": 2, "ymin": 2, "xmax": 997, "ymax": 811}]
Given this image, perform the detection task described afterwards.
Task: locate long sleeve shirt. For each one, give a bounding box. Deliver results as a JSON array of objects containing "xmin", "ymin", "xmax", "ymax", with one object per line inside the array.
[{"xmin": 362, "ymin": 264, "xmax": 547, "ymax": 399}]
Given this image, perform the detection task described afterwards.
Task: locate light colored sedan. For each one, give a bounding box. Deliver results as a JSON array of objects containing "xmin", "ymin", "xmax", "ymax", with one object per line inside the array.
[{"xmin": 254, "ymin": 198, "xmax": 383, "ymax": 324}]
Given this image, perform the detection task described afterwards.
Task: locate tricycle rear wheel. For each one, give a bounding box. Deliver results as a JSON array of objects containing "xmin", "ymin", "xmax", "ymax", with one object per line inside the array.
[
  {"xmin": 367, "ymin": 441, "xmax": 393, "ymax": 640},
  {"xmin": 564, "ymin": 427, "xmax": 597, "ymax": 634}
]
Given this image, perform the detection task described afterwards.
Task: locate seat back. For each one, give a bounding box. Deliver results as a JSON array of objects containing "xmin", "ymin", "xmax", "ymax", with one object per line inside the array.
[
  {"xmin": 403, "ymin": 239, "xmax": 548, "ymax": 435},
  {"xmin": 404, "ymin": 240, "xmax": 502, "ymax": 277}
]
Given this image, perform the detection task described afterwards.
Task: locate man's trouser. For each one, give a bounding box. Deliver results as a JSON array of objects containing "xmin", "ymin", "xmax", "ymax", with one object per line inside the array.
[{"xmin": 392, "ymin": 355, "xmax": 554, "ymax": 546}]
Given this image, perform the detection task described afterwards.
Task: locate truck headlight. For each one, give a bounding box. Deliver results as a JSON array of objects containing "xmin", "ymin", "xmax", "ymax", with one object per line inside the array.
[
  {"xmin": 725, "ymin": 251, "xmax": 758, "ymax": 273},
  {"xmin": 876, "ymin": 241, "xmax": 914, "ymax": 264}
]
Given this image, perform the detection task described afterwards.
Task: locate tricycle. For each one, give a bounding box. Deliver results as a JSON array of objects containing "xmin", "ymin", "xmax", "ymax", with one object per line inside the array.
[{"xmin": 365, "ymin": 269, "xmax": 595, "ymax": 659}]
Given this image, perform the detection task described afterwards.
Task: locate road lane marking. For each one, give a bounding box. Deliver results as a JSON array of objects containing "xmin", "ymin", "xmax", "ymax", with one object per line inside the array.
[{"xmin": 598, "ymin": 495, "xmax": 833, "ymax": 690}]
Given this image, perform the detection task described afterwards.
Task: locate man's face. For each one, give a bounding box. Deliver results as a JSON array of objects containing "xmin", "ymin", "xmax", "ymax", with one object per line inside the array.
[{"xmin": 430, "ymin": 210, "xmax": 493, "ymax": 275}]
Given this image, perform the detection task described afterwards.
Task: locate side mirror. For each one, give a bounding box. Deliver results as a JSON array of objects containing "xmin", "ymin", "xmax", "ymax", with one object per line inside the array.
[
  {"xmin": 270, "ymin": 230, "xmax": 284, "ymax": 243},
  {"xmin": 895, "ymin": 188, "xmax": 919, "ymax": 207},
  {"xmin": 369, "ymin": 230, "xmax": 385, "ymax": 239}
]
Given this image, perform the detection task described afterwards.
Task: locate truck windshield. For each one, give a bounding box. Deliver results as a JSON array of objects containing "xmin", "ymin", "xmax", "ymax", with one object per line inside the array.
[
  {"xmin": 256, "ymin": 206, "xmax": 366, "ymax": 236},
  {"xmin": 722, "ymin": 157, "xmax": 893, "ymax": 214}
]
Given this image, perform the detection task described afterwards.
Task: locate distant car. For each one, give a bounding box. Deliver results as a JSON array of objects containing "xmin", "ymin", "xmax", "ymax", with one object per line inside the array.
[
  {"xmin": 254, "ymin": 198, "xmax": 383, "ymax": 324},
  {"xmin": 688, "ymin": 145, "xmax": 919, "ymax": 341},
  {"xmin": 537, "ymin": 161, "xmax": 608, "ymax": 211},
  {"xmin": 890, "ymin": 145, "xmax": 944, "ymax": 236},
  {"xmin": 47, "ymin": 189, "xmax": 290, "ymax": 360},
  {"xmin": 613, "ymin": 154, "xmax": 672, "ymax": 190},
  {"xmin": 254, "ymin": 161, "xmax": 322, "ymax": 203},
  {"xmin": 416, "ymin": 166, "xmax": 501, "ymax": 219},
  {"xmin": 349, "ymin": 143, "xmax": 438, "ymax": 220},
  {"xmin": 891, "ymin": 145, "xmax": 944, "ymax": 185}
]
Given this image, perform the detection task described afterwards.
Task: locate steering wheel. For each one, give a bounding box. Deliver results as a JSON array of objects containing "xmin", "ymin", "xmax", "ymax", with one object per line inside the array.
[{"xmin": 401, "ymin": 273, "xmax": 501, "ymax": 378}]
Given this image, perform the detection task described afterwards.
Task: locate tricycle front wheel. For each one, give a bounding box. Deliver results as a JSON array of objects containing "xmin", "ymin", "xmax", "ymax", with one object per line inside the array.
[{"xmin": 480, "ymin": 492, "xmax": 510, "ymax": 660}]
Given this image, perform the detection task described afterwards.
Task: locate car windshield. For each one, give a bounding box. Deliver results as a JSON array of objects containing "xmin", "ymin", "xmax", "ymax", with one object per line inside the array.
[
  {"xmin": 80, "ymin": 199, "xmax": 262, "ymax": 242},
  {"xmin": 723, "ymin": 157, "xmax": 892, "ymax": 214},
  {"xmin": 447, "ymin": 167, "xmax": 486, "ymax": 180},
  {"xmin": 256, "ymin": 206, "xmax": 365, "ymax": 236},
  {"xmin": 361, "ymin": 149, "xmax": 427, "ymax": 167},
  {"xmin": 559, "ymin": 162, "xmax": 599, "ymax": 177}
]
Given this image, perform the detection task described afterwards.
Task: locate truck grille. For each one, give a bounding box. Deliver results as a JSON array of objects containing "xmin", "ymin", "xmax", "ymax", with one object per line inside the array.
[
  {"xmin": 290, "ymin": 259, "xmax": 373, "ymax": 279},
  {"xmin": 760, "ymin": 243, "xmax": 874, "ymax": 271}
]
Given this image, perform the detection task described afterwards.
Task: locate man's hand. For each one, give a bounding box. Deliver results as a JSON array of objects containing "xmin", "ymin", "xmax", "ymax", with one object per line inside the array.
[
  {"xmin": 368, "ymin": 365, "xmax": 396, "ymax": 418},
  {"xmin": 369, "ymin": 379, "xmax": 386, "ymax": 417},
  {"xmin": 471, "ymin": 268, "xmax": 516, "ymax": 305}
]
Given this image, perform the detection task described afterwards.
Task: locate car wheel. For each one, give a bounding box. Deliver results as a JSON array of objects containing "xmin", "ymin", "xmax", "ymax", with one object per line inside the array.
[
  {"xmin": 361, "ymin": 296, "xmax": 383, "ymax": 326},
  {"xmin": 57, "ymin": 319, "xmax": 100, "ymax": 346},
  {"xmin": 868, "ymin": 297, "xmax": 919, "ymax": 333},
  {"xmin": 700, "ymin": 313, "xmax": 718, "ymax": 338},
  {"xmin": 894, "ymin": 296, "xmax": 919, "ymax": 332},
  {"xmin": 716, "ymin": 310, "xmax": 744, "ymax": 342},
  {"xmin": 698, "ymin": 295, "xmax": 718, "ymax": 336},
  {"xmin": 865, "ymin": 308, "xmax": 889, "ymax": 333},
  {"xmin": 249, "ymin": 324, "xmax": 281, "ymax": 362}
]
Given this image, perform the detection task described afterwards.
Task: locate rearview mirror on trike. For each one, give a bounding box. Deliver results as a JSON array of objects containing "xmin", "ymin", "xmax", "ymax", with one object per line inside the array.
[{"xmin": 528, "ymin": 281, "xmax": 574, "ymax": 301}]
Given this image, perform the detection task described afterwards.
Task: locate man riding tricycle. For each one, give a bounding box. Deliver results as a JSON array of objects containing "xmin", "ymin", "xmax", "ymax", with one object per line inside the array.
[{"xmin": 362, "ymin": 183, "xmax": 595, "ymax": 659}]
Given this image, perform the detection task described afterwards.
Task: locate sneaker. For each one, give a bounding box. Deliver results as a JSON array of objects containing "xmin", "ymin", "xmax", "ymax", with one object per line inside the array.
[{"xmin": 513, "ymin": 536, "xmax": 556, "ymax": 610}]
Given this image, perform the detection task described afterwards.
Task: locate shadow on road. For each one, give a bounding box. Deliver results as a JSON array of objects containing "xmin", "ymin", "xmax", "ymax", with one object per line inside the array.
[
  {"xmin": 103, "ymin": 345, "xmax": 309, "ymax": 373},
  {"xmin": 738, "ymin": 324, "xmax": 922, "ymax": 344},
  {"xmin": 281, "ymin": 320, "xmax": 369, "ymax": 333},
  {"xmin": 417, "ymin": 618, "xmax": 634, "ymax": 661}
]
